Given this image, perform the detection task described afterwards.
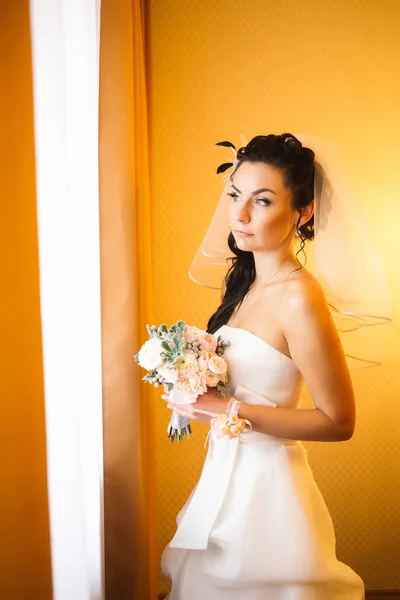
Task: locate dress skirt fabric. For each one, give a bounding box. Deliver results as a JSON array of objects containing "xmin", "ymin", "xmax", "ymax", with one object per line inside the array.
[{"xmin": 161, "ymin": 325, "xmax": 365, "ymax": 599}]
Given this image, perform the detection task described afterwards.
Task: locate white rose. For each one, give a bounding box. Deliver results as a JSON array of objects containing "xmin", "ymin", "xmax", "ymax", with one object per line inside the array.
[
  {"xmin": 157, "ymin": 363, "xmax": 178, "ymax": 383},
  {"xmin": 208, "ymin": 354, "xmax": 228, "ymax": 375},
  {"xmin": 168, "ymin": 386, "xmax": 197, "ymax": 405},
  {"xmin": 138, "ymin": 338, "xmax": 163, "ymax": 370}
]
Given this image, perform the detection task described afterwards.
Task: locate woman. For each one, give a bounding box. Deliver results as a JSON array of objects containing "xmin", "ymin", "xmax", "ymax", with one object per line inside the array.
[{"xmin": 161, "ymin": 133, "xmax": 365, "ymax": 598}]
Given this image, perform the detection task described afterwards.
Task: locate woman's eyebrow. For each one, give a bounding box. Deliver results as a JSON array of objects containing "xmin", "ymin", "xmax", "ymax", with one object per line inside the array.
[{"xmin": 231, "ymin": 184, "xmax": 276, "ymax": 195}]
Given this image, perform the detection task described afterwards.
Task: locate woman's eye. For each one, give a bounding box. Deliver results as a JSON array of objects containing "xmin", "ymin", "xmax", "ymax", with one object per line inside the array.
[
  {"xmin": 227, "ymin": 192, "xmax": 271, "ymax": 206},
  {"xmin": 227, "ymin": 192, "xmax": 240, "ymax": 201}
]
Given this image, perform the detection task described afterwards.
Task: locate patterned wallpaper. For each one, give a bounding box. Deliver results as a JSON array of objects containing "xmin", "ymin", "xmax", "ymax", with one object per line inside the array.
[{"xmin": 147, "ymin": 0, "xmax": 400, "ymax": 593}]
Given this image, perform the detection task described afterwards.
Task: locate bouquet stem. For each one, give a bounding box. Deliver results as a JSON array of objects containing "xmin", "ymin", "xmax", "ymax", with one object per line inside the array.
[{"xmin": 168, "ymin": 412, "xmax": 192, "ymax": 442}]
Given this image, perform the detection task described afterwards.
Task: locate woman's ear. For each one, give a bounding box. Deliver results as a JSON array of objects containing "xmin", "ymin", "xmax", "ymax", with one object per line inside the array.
[{"xmin": 299, "ymin": 200, "xmax": 315, "ymax": 227}]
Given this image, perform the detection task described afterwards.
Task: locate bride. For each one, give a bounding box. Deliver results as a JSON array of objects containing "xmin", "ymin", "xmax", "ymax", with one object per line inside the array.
[{"xmin": 160, "ymin": 133, "xmax": 369, "ymax": 599}]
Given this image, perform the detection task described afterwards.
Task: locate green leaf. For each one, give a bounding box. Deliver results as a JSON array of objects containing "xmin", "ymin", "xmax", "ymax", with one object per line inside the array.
[
  {"xmin": 159, "ymin": 324, "xmax": 168, "ymax": 333},
  {"xmin": 161, "ymin": 341, "xmax": 171, "ymax": 352},
  {"xmin": 177, "ymin": 320, "xmax": 186, "ymax": 329},
  {"xmin": 173, "ymin": 335, "xmax": 180, "ymax": 348}
]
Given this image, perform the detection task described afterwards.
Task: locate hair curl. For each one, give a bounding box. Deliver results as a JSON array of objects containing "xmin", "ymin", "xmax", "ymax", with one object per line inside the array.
[{"xmin": 207, "ymin": 132, "xmax": 315, "ymax": 335}]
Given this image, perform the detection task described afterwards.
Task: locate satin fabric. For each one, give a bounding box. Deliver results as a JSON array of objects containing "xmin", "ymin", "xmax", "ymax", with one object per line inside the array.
[{"xmin": 161, "ymin": 325, "xmax": 365, "ymax": 599}]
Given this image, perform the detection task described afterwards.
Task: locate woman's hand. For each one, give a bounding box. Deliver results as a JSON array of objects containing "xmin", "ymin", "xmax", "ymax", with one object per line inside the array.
[{"xmin": 161, "ymin": 388, "xmax": 230, "ymax": 423}]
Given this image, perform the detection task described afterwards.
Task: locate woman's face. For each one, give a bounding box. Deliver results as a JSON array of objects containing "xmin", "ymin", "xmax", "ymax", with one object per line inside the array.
[{"xmin": 228, "ymin": 161, "xmax": 299, "ymax": 253}]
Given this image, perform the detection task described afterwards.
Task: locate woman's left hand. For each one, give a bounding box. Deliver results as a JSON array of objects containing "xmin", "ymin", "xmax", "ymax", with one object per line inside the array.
[{"xmin": 161, "ymin": 387, "xmax": 229, "ymax": 423}]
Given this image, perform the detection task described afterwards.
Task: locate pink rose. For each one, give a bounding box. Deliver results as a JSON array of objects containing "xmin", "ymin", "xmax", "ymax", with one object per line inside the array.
[
  {"xmin": 198, "ymin": 350, "xmax": 210, "ymax": 371},
  {"xmin": 201, "ymin": 333, "xmax": 218, "ymax": 353},
  {"xmin": 176, "ymin": 372, "xmax": 203, "ymax": 397}
]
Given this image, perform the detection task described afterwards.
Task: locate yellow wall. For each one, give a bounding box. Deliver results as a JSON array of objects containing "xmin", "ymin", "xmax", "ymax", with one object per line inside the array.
[
  {"xmin": 0, "ymin": 2, "xmax": 53, "ymax": 598},
  {"xmin": 148, "ymin": 0, "xmax": 400, "ymax": 593}
]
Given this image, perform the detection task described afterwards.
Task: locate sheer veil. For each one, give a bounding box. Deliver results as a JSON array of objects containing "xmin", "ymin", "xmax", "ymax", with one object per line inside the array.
[{"xmin": 188, "ymin": 133, "xmax": 397, "ymax": 369}]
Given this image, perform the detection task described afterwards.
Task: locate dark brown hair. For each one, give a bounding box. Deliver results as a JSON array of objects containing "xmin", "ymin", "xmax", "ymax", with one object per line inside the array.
[{"xmin": 207, "ymin": 132, "xmax": 315, "ymax": 335}]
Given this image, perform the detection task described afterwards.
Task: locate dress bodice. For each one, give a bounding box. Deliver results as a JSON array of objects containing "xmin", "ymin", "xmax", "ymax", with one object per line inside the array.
[{"xmin": 216, "ymin": 325, "xmax": 303, "ymax": 411}]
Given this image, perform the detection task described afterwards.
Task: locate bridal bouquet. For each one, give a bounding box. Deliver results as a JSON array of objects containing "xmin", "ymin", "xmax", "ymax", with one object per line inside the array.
[{"xmin": 134, "ymin": 320, "xmax": 231, "ymax": 441}]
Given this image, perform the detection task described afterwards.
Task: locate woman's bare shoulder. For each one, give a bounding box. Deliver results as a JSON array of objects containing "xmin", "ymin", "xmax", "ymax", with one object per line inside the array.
[{"xmin": 280, "ymin": 265, "xmax": 327, "ymax": 314}]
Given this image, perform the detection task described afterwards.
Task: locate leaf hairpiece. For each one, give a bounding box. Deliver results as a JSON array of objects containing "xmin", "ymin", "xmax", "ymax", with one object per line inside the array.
[{"xmin": 216, "ymin": 140, "xmax": 237, "ymax": 183}]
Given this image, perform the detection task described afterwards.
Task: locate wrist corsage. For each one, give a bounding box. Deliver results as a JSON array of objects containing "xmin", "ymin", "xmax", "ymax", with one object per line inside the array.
[{"xmin": 209, "ymin": 396, "xmax": 252, "ymax": 441}]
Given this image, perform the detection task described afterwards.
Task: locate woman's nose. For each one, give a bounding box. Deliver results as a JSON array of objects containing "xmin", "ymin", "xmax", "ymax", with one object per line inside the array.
[{"xmin": 237, "ymin": 203, "xmax": 250, "ymax": 223}]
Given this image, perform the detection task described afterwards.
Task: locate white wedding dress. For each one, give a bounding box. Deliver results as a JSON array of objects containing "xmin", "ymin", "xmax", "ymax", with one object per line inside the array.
[{"xmin": 161, "ymin": 324, "xmax": 365, "ymax": 599}]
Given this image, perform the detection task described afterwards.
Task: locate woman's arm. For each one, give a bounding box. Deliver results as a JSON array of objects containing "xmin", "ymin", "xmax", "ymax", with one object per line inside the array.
[
  {"xmin": 237, "ymin": 278, "xmax": 356, "ymax": 442},
  {"xmin": 166, "ymin": 277, "xmax": 356, "ymax": 442}
]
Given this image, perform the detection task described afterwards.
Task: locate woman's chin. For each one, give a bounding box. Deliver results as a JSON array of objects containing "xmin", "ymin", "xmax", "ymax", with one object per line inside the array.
[
  {"xmin": 235, "ymin": 236, "xmax": 254, "ymax": 248},
  {"xmin": 233, "ymin": 233, "xmax": 254, "ymax": 243}
]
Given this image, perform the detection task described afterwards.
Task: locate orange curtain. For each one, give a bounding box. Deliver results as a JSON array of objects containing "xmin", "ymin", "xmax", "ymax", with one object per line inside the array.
[
  {"xmin": 98, "ymin": 1, "xmax": 158, "ymax": 598},
  {"xmin": 0, "ymin": 1, "xmax": 52, "ymax": 598}
]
